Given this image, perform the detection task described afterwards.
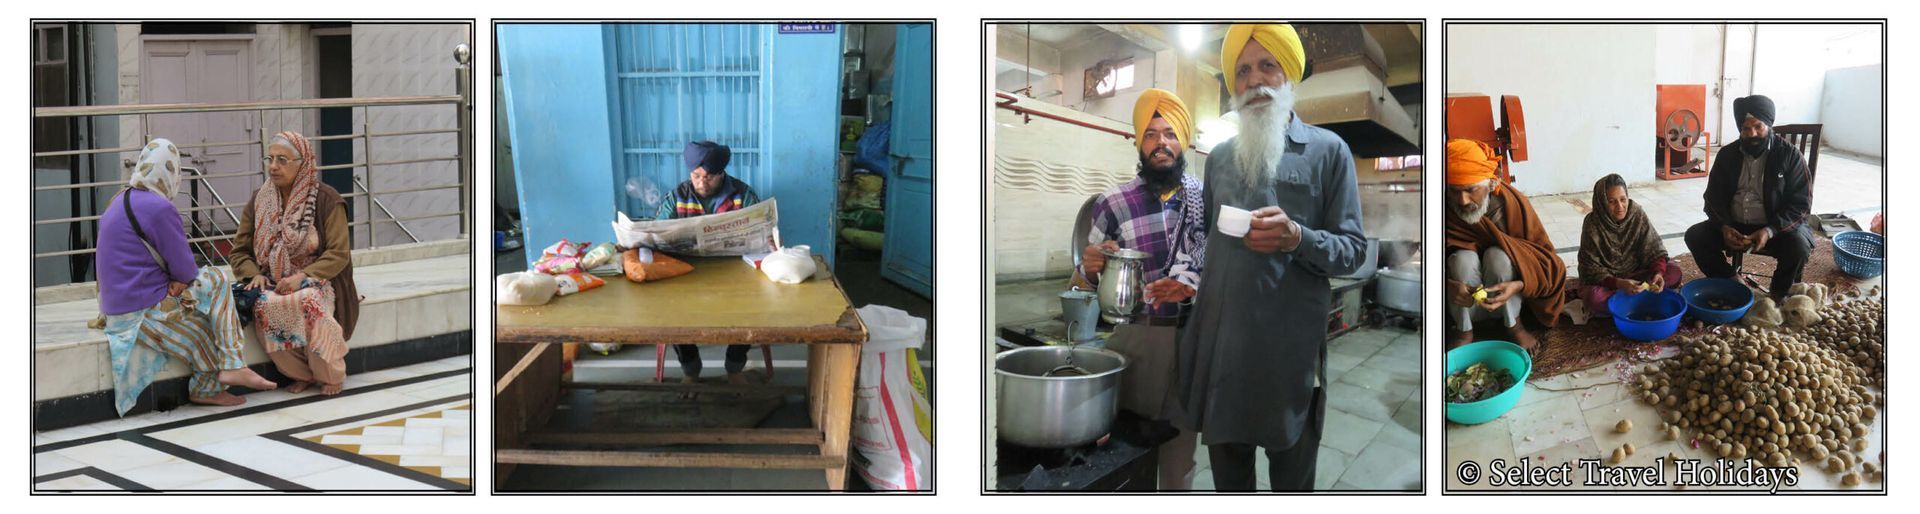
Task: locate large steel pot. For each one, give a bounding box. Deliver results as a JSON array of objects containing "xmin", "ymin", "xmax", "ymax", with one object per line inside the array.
[
  {"xmin": 1377, "ymin": 262, "xmax": 1422, "ymax": 314},
  {"xmin": 995, "ymin": 345, "xmax": 1128, "ymax": 448},
  {"xmin": 1335, "ymin": 237, "xmax": 1380, "ymax": 280},
  {"xmin": 1097, "ymin": 248, "xmax": 1149, "ymax": 324}
]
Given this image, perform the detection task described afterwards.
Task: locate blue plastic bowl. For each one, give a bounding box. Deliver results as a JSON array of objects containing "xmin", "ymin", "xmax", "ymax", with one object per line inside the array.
[
  {"xmin": 1681, "ymin": 278, "xmax": 1754, "ymax": 325},
  {"xmin": 1445, "ymin": 340, "xmax": 1532, "ymax": 425},
  {"xmin": 1610, "ymin": 290, "xmax": 1687, "ymax": 341}
]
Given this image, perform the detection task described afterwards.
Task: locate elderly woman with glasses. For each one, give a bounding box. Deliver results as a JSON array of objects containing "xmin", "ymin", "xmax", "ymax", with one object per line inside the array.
[{"xmin": 231, "ymin": 131, "xmax": 361, "ymax": 395}]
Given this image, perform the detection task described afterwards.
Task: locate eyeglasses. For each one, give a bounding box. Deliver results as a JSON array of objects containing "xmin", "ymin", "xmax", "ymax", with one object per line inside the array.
[{"xmin": 263, "ymin": 155, "xmax": 305, "ymax": 166}]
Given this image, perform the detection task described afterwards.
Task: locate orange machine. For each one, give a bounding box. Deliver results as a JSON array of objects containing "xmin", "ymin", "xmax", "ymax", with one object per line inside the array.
[
  {"xmin": 1444, "ymin": 93, "xmax": 1528, "ymax": 184},
  {"xmin": 1656, "ymin": 84, "xmax": 1712, "ymax": 180}
]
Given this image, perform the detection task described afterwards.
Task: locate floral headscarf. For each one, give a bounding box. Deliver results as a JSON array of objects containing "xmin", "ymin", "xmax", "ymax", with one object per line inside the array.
[{"xmin": 129, "ymin": 138, "xmax": 183, "ymax": 199}]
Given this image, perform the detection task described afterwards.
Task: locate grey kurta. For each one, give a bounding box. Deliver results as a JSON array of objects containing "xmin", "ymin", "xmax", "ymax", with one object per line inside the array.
[{"xmin": 1172, "ymin": 114, "xmax": 1366, "ymax": 450}]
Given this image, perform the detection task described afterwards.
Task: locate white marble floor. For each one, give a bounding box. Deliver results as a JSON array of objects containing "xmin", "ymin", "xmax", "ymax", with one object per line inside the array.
[{"xmin": 32, "ymin": 356, "xmax": 473, "ymax": 492}]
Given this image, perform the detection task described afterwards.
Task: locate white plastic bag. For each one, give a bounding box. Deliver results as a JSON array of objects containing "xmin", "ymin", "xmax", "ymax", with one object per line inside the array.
[
  {"xmin": 760, "ymin": 245, "xmax": 817, "ymax": 284},
  {"xmin": 850, "ymin": 305, "xmax": 932, "ymax": 491},
  {"xmin": 495, "ymin": 272, "xmax": 558, "ymax": 306}
]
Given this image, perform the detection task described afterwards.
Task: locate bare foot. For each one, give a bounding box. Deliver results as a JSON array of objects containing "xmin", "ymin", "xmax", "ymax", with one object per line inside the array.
[
  {"xmin": 726, "ymin": 372, "xmax": 749, "ymax": 385},
  {"xmin": 1509, "ymin": 324, "xmax": 1540, "ymax": 351},
  {"xmin": 1449, "ymin": 331, "xmax": 1474, "ymax": 350},
  {"xmin": 287, "ymin": 381, "xmax": 313, "ymax": 394},
  {"xmin": 320, "ymin": 383, "xmax": 343, "ymax": 395},
  {"xmin": 190, "ymin": 391, "xmax": 246, "ymax": 406},
  {"xmin": 217, "ymin": 368, "xmax": 279, "ymax": 390},
  {"xmin": 677, "ymin": 375, "xmax": 701, "ymax": 399}
]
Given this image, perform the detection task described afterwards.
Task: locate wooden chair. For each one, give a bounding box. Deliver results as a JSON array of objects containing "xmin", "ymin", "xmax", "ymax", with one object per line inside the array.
[{"xmin": 1772, "ymin": 123, "xmax": 1823, "ymax": 181}]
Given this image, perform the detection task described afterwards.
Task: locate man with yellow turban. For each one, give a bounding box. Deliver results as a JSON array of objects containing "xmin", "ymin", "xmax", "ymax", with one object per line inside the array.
[
  {"xmin": 1443, "ymin": 138, "xmax": 1564, "ymax": 350},
  {"xmin": 1077, "ymin": 87, "xmax": 1205, "ymax": 490},
  {"xmin": 1170, "ymin": 23, "xmax": 1368, "ymax": 492}
]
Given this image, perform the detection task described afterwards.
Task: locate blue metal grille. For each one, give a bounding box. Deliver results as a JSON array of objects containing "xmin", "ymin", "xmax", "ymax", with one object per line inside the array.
[{"xmin": 607, "ymin": 24, "xmax": 768, "ymax": 217}]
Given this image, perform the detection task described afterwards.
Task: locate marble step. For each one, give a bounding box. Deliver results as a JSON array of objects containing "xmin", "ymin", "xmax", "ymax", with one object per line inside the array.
[{"xmin": 34, "ymin": 243, "xmax": 473, "ymax": 403}]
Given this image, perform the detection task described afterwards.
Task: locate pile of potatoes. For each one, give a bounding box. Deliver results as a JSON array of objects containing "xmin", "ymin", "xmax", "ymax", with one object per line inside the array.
[
  {"xmin": 1790, "ymin": 297, "xmax": 1886, "ymax": 391},
  {"xmin": 1633, "ymin": 315, "xmax": 1882, "ymax": 483}
]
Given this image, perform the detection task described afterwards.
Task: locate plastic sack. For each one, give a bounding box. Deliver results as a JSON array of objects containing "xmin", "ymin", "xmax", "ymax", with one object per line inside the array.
[
  {"xmin": 496, "ymin": 272, "xmax": 559, "ymax": 306},
  {"xmin": 854, "ymin": 121, "xmax": 892, "ymax": 175},
  {"xmin": 579, "ymin": 242, "xmax": 620, "ymax": 271},
  {"xmin": 587, "ymin": 343, "xmax": 623, "ymax": 355},
  {"xmin": 621, "ymin": 248, "xmax": 694, "ymax": 283},
  {"xmin": 850, "ymin": 304, "xmax": 932, "ymax": 491},
  {"xmin": 552, "ymin": 272, "xmax": 605, "ymax": 296},
  {"xmin": 533, "ymin": 239, "xmax": 592, "ymax": 275},
  {"xmin": 760, "ymin": 245, "xmax": 817, "ymax": 284}
]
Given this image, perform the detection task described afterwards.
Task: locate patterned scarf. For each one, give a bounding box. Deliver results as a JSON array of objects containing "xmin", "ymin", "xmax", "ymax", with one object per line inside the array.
[
  {"xmin": 253, "ymin": 131, "xmax": 325, "ymax": 281},
  {"xmin": 1578, "ymin": 177, "xmax": 1665, "ymax": 284},
  {"xmin": 129, "ymin": 138, "xmax": 183, "ymax": 199},
  {"xmin": 252, "ymin": 131, "xmax": 339, "ymax": 351}
]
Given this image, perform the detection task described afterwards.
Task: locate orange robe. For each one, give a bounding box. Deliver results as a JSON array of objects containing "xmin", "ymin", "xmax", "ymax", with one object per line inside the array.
[{"xmin": 1444, "ymin": 182, "xmax": 1567, "ymax": 328}]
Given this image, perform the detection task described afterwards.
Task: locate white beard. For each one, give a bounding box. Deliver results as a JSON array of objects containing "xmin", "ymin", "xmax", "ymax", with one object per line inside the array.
[
  {"xmin": 1231, "ymin": 83, "xmax": 1295, "ymax": 190},
  {"xmin": 1453, "ymin": 183, "xmax": 1493, "ymax": 224}
]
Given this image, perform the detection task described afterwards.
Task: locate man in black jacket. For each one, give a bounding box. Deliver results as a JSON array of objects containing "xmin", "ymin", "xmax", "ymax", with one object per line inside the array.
[{"xmin": 1683, "ymin": 94, "xmax": 1814, "ymax": 299}]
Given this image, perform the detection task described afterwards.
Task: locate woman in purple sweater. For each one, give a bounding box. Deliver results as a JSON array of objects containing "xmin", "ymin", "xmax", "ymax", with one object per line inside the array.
[{"xmin": 97, "ymin": 138, "xmax": 276, "ymax": 413}]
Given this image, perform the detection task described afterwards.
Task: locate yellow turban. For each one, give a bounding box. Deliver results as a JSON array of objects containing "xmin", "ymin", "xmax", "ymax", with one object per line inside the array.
[
  {"xmin": 1446, "ymin": 139, "xmax": 1501, "ymax": 186},
  {"xmin": 1221, "ymin": 24, "xmax": 1305, "ymax": 89},
  {"xmin": 1131, "ymin": 88, "xmax": 1192, "ymax": 152}
]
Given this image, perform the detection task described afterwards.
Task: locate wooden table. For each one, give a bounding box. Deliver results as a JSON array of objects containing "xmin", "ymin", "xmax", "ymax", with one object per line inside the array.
[{"xmin": 494, "ymin": 255, "xmax": 866, "ymax": 490}]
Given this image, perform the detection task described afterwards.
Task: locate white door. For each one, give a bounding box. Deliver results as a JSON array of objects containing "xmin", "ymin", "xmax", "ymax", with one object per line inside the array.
[
  {"xmin": 141, "ymin": 38, "xmax": 254, "ymax": 233},
  {"xmin": 1718, "ymin": 24, "xmax": 1756, "ymax": 146}
]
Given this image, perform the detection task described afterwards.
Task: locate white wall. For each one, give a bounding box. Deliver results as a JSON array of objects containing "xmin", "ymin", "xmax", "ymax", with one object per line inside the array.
[
  {"xmin": 1750, "ymin": 24, "xmax": 1882, "ymax": 126},
  {"xmin": 1820, "ymin": 64, "xmax": 1882, "ymax": 157},
  {"xmin": 991, "ymin": 97, "xmax": 1206, "ymax": 282},
  {"xmin": 1447, "ymin": 24, "xmax": 1657, "ymax": 196}
]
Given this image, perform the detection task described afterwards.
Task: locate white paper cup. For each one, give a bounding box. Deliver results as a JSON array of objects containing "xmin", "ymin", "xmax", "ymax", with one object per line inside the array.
[{"xmin": 1218, "ymin": 205, "xmax": 1253, "ymax": 237}]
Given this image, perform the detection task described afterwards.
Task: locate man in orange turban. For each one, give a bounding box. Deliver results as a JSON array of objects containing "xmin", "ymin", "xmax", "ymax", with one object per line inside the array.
[
  {"xmin": 1078, "ymin": 87, "xmax": 1206, "ymax": 490},
  {"xmin": 1443, "ymin": 139, "xmax": 1563, "ymax": 350},
  {"xmin": 1170, "ymin": 22, "xmax": 1369, "ymax": 493}
]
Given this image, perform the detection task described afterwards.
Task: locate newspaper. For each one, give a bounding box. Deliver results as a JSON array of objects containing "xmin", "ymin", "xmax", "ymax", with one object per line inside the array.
[{"xmin": 610, "ymin": 198, "xmax": 780, "ymax": 257}]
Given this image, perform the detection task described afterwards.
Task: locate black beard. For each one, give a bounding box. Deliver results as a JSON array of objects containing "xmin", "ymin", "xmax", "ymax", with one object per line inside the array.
[
  {"xmin": 1137, "ymin": 150, "xmax": 1187, "ymax": 187},
  {"xmin": 1741, "ymin": 134, "xmax": 1769, "ymax": 157}
]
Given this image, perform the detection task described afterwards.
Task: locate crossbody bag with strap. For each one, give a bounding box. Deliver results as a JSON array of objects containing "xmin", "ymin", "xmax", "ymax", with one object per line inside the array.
[{"xmin": 118, "ymin": 188, "xmax": 196, "ymax": 314}]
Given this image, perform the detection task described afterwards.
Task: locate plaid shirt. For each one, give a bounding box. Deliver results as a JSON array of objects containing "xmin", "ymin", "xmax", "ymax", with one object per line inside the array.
[{"xmin": 1079, "ymin": 174, "xmax": 1207, "ymax": 317}]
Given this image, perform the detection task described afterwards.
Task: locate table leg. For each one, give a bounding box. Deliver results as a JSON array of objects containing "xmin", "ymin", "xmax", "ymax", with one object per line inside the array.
[{"xmin": 809, "ymin": 343, "xmax": 859, "ymax": 490}]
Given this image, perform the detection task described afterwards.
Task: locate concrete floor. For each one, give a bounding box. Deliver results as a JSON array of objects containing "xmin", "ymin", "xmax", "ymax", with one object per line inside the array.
[{"xmin": 1444, "ymin": 151, "xmax": 1886, "ymax": 491}]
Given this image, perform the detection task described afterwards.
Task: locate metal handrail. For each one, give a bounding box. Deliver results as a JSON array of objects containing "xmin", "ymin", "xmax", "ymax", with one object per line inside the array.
[{"xmin": 31, "ymin": 43, "xmax": 474, "ymax": 270}]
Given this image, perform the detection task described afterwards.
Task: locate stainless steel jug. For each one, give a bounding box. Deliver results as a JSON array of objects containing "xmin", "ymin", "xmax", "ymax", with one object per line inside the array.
[{"xmin": 1097, "ymin": 248, "xmax": 1149, "ymax": 324}]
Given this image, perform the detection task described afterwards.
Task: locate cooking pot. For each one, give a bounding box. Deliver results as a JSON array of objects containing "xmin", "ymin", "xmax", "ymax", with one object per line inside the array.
[
  {"xmin": 1097, "ymin": 248, "xmax": 1149, "ymax": 324},
  {"xmin": 1376, "ymin": 262, "xmax": 1421, "ymax": 314},
  {"xmin": 995, "ymin": 345, "xmax": 1127, "ymax": 448},
  {"xmin": 1335, "ymin": 238, "xmax": 1380, "ymax": 280}
]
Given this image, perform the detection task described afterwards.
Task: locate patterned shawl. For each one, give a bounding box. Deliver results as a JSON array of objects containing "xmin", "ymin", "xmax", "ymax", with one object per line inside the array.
[
  {"xmin": 1578, "ymin": 176, "xmax": 1666, "ymax": 284},
  {"xmin": 253, "ymin": 131, "xmax": 324, "ymax": 282}
]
